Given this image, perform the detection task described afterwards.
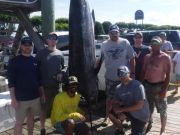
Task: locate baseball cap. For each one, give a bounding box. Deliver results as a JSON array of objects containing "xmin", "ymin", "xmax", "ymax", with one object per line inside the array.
[
  {"xmin": 47, "ymin": 32, "xmax": 58, "ymax": 40},
  {"xmin": 150, "ymin": 37, "xmax": 161, "ymax": 45},
  {"xmin": 68, "ymin": 76, "xmax": 78, "ymax": 85},
  {"xmin": 134, "ymin": 31, "xmax": 143, "ymax": 38},
  {"xmin": 109, "ymin": 24, "xmax": 120, "ymax": 32},
  {"xmin": 117, "ymin": 66, "xmax": 130, "ymax": 78},
  {"xmin": 21, "ymin": 37, "xmax": 33, "ymax": 45},
  {"xmin": 159, "ymin": 32, "xmax": 166, "ymax": 37}
]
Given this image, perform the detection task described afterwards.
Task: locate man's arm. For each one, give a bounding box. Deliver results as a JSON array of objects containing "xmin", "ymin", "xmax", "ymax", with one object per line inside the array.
[
  {"xmin": 159, "ymin": 56, "xmax": 171, "ymax": 98},
  {"xmin": 140, "ymin": 55, "xmax": 149, "ymax": 82},
  {"xmin": 130, "ymin": 57, "xmax": 136, "ymax": 77},
  {"xmin": 114, "ymin": 100, "xmax": 144, "ymax": 113},
  {"xmin": 7, "ymin": 59, "xmax": 19, "ymax": 108},
  {"xmin": 9, "ymin": 87, "xmax": 19, "ymax": 108}
]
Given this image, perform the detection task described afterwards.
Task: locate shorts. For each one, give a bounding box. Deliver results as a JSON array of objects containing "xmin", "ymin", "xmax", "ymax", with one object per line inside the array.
[
  {"xmin": 105, "ymin": 79, "xmax": 120, "ymax": 98},
  {"xmin": 175, "ymin": 74, "xmax": 180, "ymax": 81},
  {"xmin": 126, "ymin": 113, "xmax": 146, "ymax": 135},
  {"xmin": 143, "ymin": 80, "xmax": 167, "ymax": 118},
  {"xmin": 54, "ymin": 119, "xmax": 90, "ymax": 135},
  {"xmin": 41, "ymin": 87, "xmax": 59, "ymax": 117},
  {"xmin": 15, "ymin": 97, "xmax": 41, "ymax": 123}
]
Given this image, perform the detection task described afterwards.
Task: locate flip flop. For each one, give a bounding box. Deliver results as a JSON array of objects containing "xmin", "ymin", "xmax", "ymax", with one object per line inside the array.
[{"xmin": 171, "ymin": 91, "xmax": 178, "ymax": 95}]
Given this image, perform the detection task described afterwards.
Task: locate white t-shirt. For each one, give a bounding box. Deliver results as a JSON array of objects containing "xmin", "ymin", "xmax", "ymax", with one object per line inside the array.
[
  {"xmin": 173, "ymin": 52, "xmax": 180, "ymax": 74},
  {"xmin": 101, "ymin": 38, "xmax": 135, "ymax": 81},
  {"xmin": 160, "ymin": 40, "xmax": 173, "ymax": 51}
]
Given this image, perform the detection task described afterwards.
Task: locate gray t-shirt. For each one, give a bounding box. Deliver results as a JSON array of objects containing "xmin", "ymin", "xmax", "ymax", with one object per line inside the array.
[
  {"xmin": 160, "ymin": 40, "xmax": 173, "ymax": 51},
  {"xmin": 114, "ymin": 80, "xmax": 149, "ymax": 122},
  {"xmin": 36, "ymin": 48, "xmax": 64, "ymax": 88},
  {"xmin": 101, "ymin": 38, "xmax": 135, "ymax": 81}
]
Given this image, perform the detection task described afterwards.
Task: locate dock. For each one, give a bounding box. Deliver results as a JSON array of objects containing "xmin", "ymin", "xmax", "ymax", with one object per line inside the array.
[{"xmin": 0, "ymin": 88, "xmax": 180, "ymax": 135}]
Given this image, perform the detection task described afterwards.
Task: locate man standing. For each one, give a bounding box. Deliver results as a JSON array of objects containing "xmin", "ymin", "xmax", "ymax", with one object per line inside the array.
[
  {"xmin": 133, "ymin": 32, "xmax": 151, "ymax": 81},
  {"xmin": 109, "ymin": 65, "xmax": 149, "ymax": 135},
  {"xmin": 159, "ymin": 32, "xmax": 173, "ymax": 52},
  {"xmin": 7, "ymin": 37, "xmax": 44, "ymax": 135},
  {"xmin": 36, "ymin": 32, "xmax": 65, "ymax": 135},
  {"xmin": 142, "ymin": 36, "xmax": 171, "ymax": 135},
  {"xmin": 96, "ymin": 24, "xmax": 135, "ymax": 123}
]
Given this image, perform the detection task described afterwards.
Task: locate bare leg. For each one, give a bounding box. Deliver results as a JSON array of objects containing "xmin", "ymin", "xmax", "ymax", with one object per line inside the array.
[
  {"xmin": 105, "ymin": 98, "xmax": 112, "ymax": 119},
  {"xmin": 65, "ymin": 119, "xmax": 75, "ymax": 135},
  {"xmin": 160, "ymin": 115, "xmax": 167, "ymax": 135},
  {"xmin": 40, "ymin": 111, "xmax": 46, "ymax": 129},
  {"xmin": 109, "ymin": 114, "xmax": 123, "ymax": 129},
  {"xmin": 175, "ymin": 80, "xmax": 180, "ymax": 93},
  {"xmin": 27, "ymin": 111, "xmax": 34, "ymax": 135},
  {"xmin": 14, "ymin": 121, "xmax": 23, "ymax": 135}
]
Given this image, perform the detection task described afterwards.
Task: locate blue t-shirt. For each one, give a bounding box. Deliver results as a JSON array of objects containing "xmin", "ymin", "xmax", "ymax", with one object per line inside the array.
[
  {"xmin": 133, "ymin": 45, "xmax": 150, "ymax": 80},
  {"xmin": 114, "ymin": 80, "xmax": 149, "ymax": 122},
  {"xmin": 7, "ymin": 55, "xmax": 41, "ymax": 101}
]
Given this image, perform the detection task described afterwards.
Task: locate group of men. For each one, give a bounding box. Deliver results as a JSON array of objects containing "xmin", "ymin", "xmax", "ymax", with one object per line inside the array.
[
  {"xmin": 96, "ymin": 25, "xmax": 172, "ymax": 135},
  {"xmin": 7, "ymin": 24, "xmax": 174, "ymax": 135},
  {"xmin": 7, "ymin": 32, "xmax": 93, "ymax": 135},
  {"xmin": 7, "ymin": 32, "xmax": 66, "ymax": 135}
]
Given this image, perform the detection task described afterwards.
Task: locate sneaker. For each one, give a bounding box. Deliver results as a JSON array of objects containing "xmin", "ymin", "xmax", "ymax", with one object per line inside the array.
[
  {"xmin": 160, "ymin": 132, "xmax": 166, "ymax": 135},
  {"xmin": 40, "ymin": 128, "xmax": 46, "ymax": 135}
]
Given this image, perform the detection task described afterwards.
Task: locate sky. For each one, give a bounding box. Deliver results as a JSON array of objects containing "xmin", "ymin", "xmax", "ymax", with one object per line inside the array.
[{"xmin": 31, "ymin": 0, "xmax": 180, "ymax": 26}]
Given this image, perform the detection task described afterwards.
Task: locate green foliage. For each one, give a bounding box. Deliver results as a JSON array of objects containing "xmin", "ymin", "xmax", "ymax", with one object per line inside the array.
[
  {"xmin": 27, "ymin": 16, "xmax": 180, "ymax": 32},
  {"xmin": 0, "ymin": 14, "xmax": 11, "ymax": 22},
  {"xmin": 55, "ymin": 18, "xmax": 69, "ymax": 31},
  {"xmin": 30, "ymin": 16, "xmax": 42, "ymax": 32},
  {"xmin": 95, "ymin": 21, "xmax": 105, "ymax": 35},
  {"xmin": 55, "ymin": 18, "xmax": 69, "ymax": 24},
  {"xmin": 116, "ymin": 22, "xmax": 128, "ymax": 29},
  {"xmin": 55, "ymin": 23, "xmax": 69, "ymax": 31},
  {"xmin": 102, "ymin": 21, "xmax": 112, "ymax": 34}
]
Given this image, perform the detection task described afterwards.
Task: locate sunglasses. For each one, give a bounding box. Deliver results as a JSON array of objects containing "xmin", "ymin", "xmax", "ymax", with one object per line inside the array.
[
  {"xmin": 151, "ymin": 41, "xmax": 160, "ymax": 46},
  {"xmin": 47, "ymin": 35, "xmax": 58, "ymax": 40},
  {"xmin": 110, "ymin": 31, "xmax": 119, "ymax": 35}
]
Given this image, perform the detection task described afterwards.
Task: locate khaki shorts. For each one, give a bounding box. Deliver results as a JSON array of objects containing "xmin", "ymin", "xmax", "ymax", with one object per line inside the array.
[
  {"xmin": 15, "ymin": 98, "xmax": 41, "ymax": 123},
  {"xmin": 105, "ymin": 79, "xmax": 120, "ymax": 98},
  {"xmin": 143, "ymin": 80, "xmax": 167, "ymax": 118},
  {"xmin": 41, "ymin": 87, "xmax": 59, "ymax": 117}
]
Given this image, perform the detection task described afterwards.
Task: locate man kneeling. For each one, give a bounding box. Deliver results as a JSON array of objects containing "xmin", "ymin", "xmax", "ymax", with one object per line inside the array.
[
  {"xmin": 109, "ymin": 66, "xmax": 150, "ymax": 135},
  {"xmin": 51, "ymin": 76, "xmax": 91, "ymax": 135}
]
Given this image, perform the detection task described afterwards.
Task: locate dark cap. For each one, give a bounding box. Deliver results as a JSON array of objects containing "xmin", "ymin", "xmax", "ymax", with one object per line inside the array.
[
  {"xmin": 159, "ymin": 32, "xmax": 166, "ymax": 37},
  {"xmin": 21, "ymin": 37, "xmax": 33, "ymax": 45},
  {"xmin": 117, "ymin": 65, "xmax": 130, "ymax": 77},
  {"xmin": 109, "ymin": 24, "xmax": 120, "ymax": 32},
  {"xmin": 68, "ymin": 76, "xmax": 78, "ymax": 85},
  {"xmin": 134, "ymin": 31, "xmax": 143, "ymax": 38}
]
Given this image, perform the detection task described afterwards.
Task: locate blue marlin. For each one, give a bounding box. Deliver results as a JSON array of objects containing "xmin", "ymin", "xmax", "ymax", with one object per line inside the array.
[{"xmin": 69, "ymin": 0, "xmax": 98, "ymax": 102}]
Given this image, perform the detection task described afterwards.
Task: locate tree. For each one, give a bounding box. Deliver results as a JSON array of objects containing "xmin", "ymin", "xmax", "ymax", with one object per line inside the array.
[
  {"xmin": 102, "ymin": 21, "xmax": 112, "ymax": 34},
  {"xmin": 30, "ymin": 16, "xmax": 42, "ymax": 32},
  {"xmin": 55, "ymin": 18, "xmax": 69, "ymax": 24},
  {"xmin": 95, "ymin": 21, "xmax": 105, "ymax": 35},
  {"xmin": 116, "ymin": 22, "xmax": 128, "ymax": 29},
  {"xmin": 55, "ymin": 18, "xmax": 69, "ymax": 31},
  {"xmin": 55, "ymin": 23, "xmax": 68, "ymax": 31}
]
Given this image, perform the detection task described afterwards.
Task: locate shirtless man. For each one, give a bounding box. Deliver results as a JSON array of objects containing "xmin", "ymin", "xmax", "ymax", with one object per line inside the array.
[{"xmin": 141, "ymin": 36, "xmax": 171, "ymax": 135}]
